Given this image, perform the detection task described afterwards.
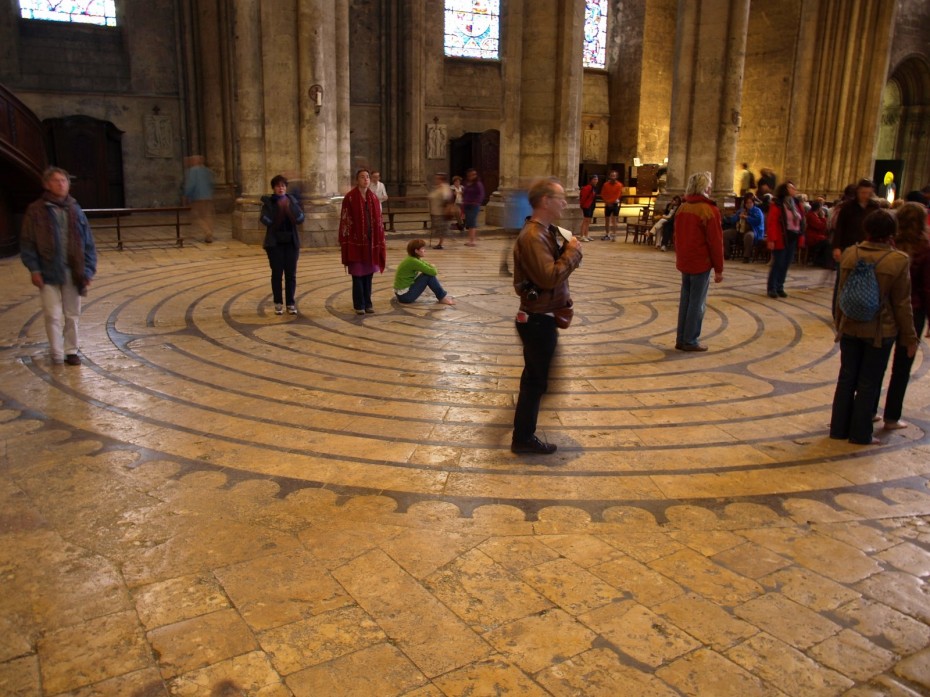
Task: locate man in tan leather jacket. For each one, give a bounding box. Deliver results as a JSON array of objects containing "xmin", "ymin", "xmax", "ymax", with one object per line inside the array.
[{"xmin": 511, "ymin": 178, "xmax": 583, "ymax": 454}]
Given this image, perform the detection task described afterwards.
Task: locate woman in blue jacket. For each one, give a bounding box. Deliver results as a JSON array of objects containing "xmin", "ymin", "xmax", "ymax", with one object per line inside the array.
[
  {"xmin": 723, "ymin": 193, "xmax": 764, "ymax": 262},
  {"xmin": 260, "ymin": 174, "xmax": 305, "ymax": 315}
]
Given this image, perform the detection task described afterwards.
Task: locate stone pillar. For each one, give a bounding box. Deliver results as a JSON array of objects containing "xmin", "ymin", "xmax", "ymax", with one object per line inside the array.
[
  {"xmin": 235, "ymin": 0, "xmax": 265, "ymax": 197},
  {"xmin": 667, "ymin": 0, "xmax": 750, "ymax": 199},
  {"xmin": 229, "ymin": 0, "xmax": 264, "ymax": 241},
  {"xmin": 335, "ymin": 0, "xmax": 352, "ymax": 196},
  {"xmin": 485, "ymin": 0, "xmax": 524, "ymax": 227},
  {"xmin": 400, "ymin": 0, "xmax": 426, "ymax": 196},
  {"xmin": 488, "ymin": 1, "xmax": 584, "ymax": 231},
  {"xmin": 193, "ymin": 0, "xmax": 236, "ymax": 209},
  {"xmin": 793, "ymin": 0, "xmax": 897, "ymax": 197}
]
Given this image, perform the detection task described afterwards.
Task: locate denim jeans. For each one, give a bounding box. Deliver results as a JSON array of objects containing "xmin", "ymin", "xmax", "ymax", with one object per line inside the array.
[
  {"xmin": 767, "ymin": 235, "xmax": 798, "ymax": 293},
  {"xmin": 881, "ymin": 308, "xmax": 926, "ymax": 422},
  {"xmin": 395, "ymin": 273, "xmax": 447, "ymax": 303},
  {"xmin": 830, "ymin": 334, "xmax": 894, "ymax": 443},
  {"xmin": 513, "ymin": 313, "xmax": 558, "ymax": 442},
  {"xmin": 351, "ymin": 274, "xmax": 373, "ymax": 311},
  {"xmin": 265, "ymin": 242, "xmax": 299, "ymax": 305},
  {"xmin": 676, "ymin": 270, "xmax": 711, "ymax": 347}
]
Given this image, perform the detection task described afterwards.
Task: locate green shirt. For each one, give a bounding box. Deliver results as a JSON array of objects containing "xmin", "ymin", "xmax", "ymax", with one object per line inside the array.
[{"xmin": 393, "ymin": 255, "xmax": 437, "ymax": 291}]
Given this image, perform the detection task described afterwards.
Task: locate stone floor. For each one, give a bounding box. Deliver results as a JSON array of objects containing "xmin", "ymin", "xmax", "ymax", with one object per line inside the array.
[{"xmin": 1, "ymin": 219, "xmax": 928, "ymax": 696}]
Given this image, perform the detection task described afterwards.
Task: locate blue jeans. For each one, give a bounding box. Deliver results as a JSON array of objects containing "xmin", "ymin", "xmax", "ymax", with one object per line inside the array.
[
  {"xmin": 830, "ymin": 335, "xmax": 894, "ymax": 443},
  {"xmin": 395, "ymin": 273, "xmax": 447, "ymax": 303},
  {"xmin": 767, "ymin": 235, "xmax": 798, "ymax": 293},
  {"xmin": 464, "ymin": 204, "xmax": 480, "ymax": 229},
  {"xmin": 676, "ymin": 270, "xmax": 711, "ymax": 347},
  {"xmin": 513, "ymin": 314, "xmax": 558, "ymax": 442}
]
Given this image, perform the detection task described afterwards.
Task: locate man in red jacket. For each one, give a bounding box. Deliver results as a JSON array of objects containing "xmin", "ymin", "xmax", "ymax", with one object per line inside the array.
[{"xmin": 674, "ymin": 171, "xmax": 724, "ymax": 352}]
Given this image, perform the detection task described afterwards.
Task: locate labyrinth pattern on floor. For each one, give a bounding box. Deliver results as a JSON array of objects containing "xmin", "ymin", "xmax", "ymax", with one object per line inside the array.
[{"xmin": 2, "ymin": 236, "xmax": 928, "ymax": 520}]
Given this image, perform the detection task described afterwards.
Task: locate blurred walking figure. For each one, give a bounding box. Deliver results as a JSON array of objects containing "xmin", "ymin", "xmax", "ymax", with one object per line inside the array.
[
  {"xmin": 462, "ymin": 168, "xmax": 485, "ymax": 246},
  {"xmin": 183, "ymin": 155, "xmax": 215, "ymax": 243}
]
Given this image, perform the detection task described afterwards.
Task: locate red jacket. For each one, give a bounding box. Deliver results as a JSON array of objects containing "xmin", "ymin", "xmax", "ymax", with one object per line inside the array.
[
  {"xmin": 674, "ymin": 194, "xmax": 724, "ymax": 275},
  {"xmin": 579, "ymin": 184, "xmax": 597, "ymax": 209},
  {"xmin": 805, "ymin": 210, "xmax": 827, "ymax": 245},
  {"xmin": 766, "ymin": 198, "xmax": 806, "ymax": 250}
]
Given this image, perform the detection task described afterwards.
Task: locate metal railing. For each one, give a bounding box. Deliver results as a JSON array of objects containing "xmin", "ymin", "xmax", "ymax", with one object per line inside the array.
[{"xmin": 84, "ymin": 207, "xmax": 191, "ymax": 250}]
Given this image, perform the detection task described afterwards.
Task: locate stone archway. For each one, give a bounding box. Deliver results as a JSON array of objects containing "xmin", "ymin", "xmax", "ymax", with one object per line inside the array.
[{"xmin": 880, "ymin": 55, "xmax": 930, "ymax": 194}]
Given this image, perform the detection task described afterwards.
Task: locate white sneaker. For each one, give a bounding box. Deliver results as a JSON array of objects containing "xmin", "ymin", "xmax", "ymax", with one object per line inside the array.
[{"xmin": 274, "ymin": 304, "xmax": 284, "ymax": 315}]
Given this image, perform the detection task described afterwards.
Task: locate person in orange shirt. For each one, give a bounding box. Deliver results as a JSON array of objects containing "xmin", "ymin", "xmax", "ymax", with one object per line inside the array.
[{"xmin": 599, "ymin": 170, "xmax": 624, "ymax": 240}]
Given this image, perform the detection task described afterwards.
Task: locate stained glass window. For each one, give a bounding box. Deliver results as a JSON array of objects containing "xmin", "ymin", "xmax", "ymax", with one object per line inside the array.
[
  {"xmin": 583, "ymin": 0, "xmax": 607, "ymax": 69},
  {"xmin": 19, "ymin": 1, "xmax": 117, "ymax": 27},
  {"xmin": 444, "ymin": 0, "xmax": 500, "ymax": 61}
]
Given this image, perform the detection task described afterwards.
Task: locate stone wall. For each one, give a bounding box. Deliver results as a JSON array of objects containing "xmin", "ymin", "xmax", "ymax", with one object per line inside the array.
[{"xmin": 0, "ymin": 1, "xmax": 186, "ymax": 208}]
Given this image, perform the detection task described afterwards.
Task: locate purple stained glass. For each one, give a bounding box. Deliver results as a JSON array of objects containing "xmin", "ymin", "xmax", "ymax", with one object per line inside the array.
[
  {"xmin": 583, "ymin": 0, "xmax": 607, "ymax": 69},
  {"xmin": 444, "ymin": 0, "xmax": 500, "ymax": 61},
  {"xmin": 19, "ymin": 1, "xmax": 117, "ymax": 26}
]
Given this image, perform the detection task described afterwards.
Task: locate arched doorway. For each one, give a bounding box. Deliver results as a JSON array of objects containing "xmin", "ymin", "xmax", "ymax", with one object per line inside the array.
[
  {"xmin": 877, "ymin": 56, "xmax": 930, "ymax": 195},
  {"xmin": 43, "ymin": 115, "xmax": 125, "ymax": 209}
]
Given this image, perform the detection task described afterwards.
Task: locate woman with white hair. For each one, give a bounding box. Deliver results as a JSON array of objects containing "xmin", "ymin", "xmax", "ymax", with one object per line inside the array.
[{"xmin": 673, "ymin": 171, "xmax": 724, "ymax": 351}]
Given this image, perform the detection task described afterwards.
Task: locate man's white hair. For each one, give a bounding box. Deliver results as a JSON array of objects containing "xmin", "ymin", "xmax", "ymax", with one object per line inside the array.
[{"xmin": 685, "ymin": 171, "xmax": 713, "ymax": 196}]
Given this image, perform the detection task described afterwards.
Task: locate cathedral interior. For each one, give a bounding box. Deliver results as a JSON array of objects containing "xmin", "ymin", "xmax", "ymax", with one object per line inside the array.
[{"xmin": 1, "ymin": 1, "xmax": 930, "ymax": 695}]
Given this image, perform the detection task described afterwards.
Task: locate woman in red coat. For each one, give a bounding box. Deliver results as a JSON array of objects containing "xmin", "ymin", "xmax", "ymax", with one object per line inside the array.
[
  {"xmin": 339, "ymin": 169, "xmax": 386, "ymax": 315},
  {"xmin": 578, "ymin": 174, "xmax": 598, "ymax": 241},
  {"xmin": 805, "ymin": 200, "xmax": 830, "ymax": 268},
  {"xmin": 766, "ymin": 181, "xmax": 805, "ymax": 298}
]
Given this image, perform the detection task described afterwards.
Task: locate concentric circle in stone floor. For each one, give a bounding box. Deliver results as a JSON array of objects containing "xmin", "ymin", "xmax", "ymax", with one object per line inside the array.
[{"xmin": 2, "ymin": 239, "xmax": 928, "ymax": 515}]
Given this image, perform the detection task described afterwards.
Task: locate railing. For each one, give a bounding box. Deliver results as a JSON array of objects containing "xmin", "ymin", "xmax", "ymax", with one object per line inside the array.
[{"xmin": 83, "ymin": 207, "xmax": 191, "ymax": 250}]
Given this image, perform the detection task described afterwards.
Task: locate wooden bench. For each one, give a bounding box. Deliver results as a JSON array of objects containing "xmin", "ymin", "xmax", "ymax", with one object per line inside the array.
[
  {"xmin": 84, "ymin": 207, "xmax": 191, "ymax": 250},
  {"xmin": 382, "ymin": 196, "xmax": 431, "ymax": 233}
]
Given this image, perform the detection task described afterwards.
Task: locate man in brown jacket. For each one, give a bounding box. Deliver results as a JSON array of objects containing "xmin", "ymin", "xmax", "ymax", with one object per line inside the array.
[{"xmin": 511, "ymin": 178, "xmax": 583, "ymax": 454}]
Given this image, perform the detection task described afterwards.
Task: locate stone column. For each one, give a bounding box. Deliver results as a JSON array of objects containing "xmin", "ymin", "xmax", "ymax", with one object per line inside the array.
[
  {"xmin": 335, "ymin": 0, "xmax": 352, "ymax": 195},
  {"xmin": 485, "ymin": 0, "xmax": 524, "ymax": 227},
  {"xmin": 793, "ymin": 0, "xmax": 897, "ymax": 197},
  {"xmin": 667, "ymin": 0, "xmax": 750, "ymax": 199},
  {"xmin": 229, "ymin": 0, "xmax": 264, "ymax": 241},
  {"xmin": 399, "ymin": 0, "xmax": 426, "ymax": 196},
  {"xmin": 298, "ymin": 0, "xmax": 333, "ymax": 200}
]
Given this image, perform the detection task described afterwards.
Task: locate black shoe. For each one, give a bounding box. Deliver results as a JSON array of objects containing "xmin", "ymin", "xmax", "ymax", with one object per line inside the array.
[
  {"xmin": 681, "ymin": 343, "xmax": 708, "ymax": 352},
  {"xmin": 777, "ymin": 290, "xmax": 788, "ymax": 298},
  {"xmin": 767, "ymin": 291, "xmax": 778, "ymax": 298},
  {"xmin": 675, "ymin": 343, "xmax": 684, "ymax": 351},
  {"xmin": 65, "ymin": 354, "xmax": 81, "ymax": 365},
  {"xmin": 511, "ymin": 436, "xmax": 557, "ymax": 455}
]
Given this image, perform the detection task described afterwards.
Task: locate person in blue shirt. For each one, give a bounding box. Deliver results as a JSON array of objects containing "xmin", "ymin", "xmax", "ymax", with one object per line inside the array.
[
  {"xmin": 393, "ymin": 239, "xmax": 455, "ymax": 305},
  {"xmin": 723, "ymin": 193, "xmax": 765, "ymax": 262}
]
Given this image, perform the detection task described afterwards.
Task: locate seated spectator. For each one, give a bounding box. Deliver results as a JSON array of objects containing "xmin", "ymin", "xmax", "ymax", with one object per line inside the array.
[
  {"xmin": 722, "ymin": 193, "xmax": 764, "ymax": 262},
  {"xmin": 394, "ymin": 239, "xmax": 456, "ymax": 305},
  {"xmin": 805, "ymin": 200, "xmax": 831, "ymax": 268},
  {"xmin": 652, "ymin": 195, "xmax": 681, "ymax": 251}
]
